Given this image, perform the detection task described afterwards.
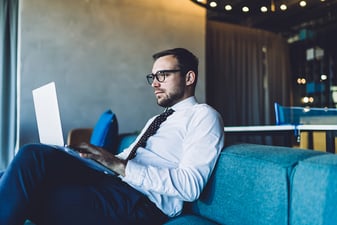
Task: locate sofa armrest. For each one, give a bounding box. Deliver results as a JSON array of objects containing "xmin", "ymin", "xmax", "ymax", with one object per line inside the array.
[{"xmin": 67, "ymin": 128, "xmax": 93, "ymax": 146}]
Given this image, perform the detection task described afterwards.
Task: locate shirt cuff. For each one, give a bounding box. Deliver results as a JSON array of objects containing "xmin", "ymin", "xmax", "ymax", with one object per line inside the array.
[{"xmin": 123, "ymin": 160, "xmax": 146, "ymax": 186}]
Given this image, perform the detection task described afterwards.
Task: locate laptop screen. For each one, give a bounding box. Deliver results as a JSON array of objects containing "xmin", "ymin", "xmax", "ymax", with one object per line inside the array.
[{"xmin": 32, "ymin": 82, "xmax": 65, "ymax": 146}]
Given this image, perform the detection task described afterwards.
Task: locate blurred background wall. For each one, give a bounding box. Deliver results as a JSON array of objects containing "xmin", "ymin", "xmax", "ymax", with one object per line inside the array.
[{"xmin": 19, "ymin": 0, "xmax": 205, "ymax": 144}]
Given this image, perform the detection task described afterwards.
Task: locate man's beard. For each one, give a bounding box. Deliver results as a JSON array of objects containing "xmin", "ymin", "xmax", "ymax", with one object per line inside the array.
[{"xmin": 157, "ymin": 87, "xmax": 185, "ymax": 108}]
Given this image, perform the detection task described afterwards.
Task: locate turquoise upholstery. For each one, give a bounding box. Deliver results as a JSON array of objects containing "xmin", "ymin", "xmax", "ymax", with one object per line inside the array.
[
  {"xmin": 164, "ymin": 214, "xmax": 218, "ymax": 225},
  {"xmin": 116, "ymin": 132, "xmax": 138, "ymax": 154},
  {"xmin": 25, "ymin": 141, "xmax": 337, "ymax": 225},
  {"xmin": 291, "ymin": 154, "xmax": 337, "ymax": 225},
  {"xmin": 176, "ymin": 144, "xmax": 324, "ymax": 225}
]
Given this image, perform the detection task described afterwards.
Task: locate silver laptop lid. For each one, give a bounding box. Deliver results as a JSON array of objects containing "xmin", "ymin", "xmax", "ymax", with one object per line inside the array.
[{"xmin": 32, "ymin": 82, "xmax": 64, "ymax": 146}]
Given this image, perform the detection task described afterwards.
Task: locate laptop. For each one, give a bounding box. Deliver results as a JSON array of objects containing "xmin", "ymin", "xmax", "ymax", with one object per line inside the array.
[{"xmin": 32, "ymin": 82, "xmax": 115, "ymax": 175}]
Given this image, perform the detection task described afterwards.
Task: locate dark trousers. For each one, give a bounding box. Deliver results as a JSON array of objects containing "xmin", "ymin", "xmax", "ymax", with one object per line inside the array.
[{"xmin": 0, "ymin": 144, "xmax": 167, "ymax": 225}]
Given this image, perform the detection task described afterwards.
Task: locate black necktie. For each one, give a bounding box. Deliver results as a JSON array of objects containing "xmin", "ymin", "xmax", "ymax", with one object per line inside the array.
[{"xmin": 126, "ymin": 108, "xmax": 174, "ymax": 160}]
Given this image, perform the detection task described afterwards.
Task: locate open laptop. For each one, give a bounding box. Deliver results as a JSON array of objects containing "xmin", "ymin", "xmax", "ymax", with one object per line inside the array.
[{"xmin": 32, "ymin": 82, "xmax": 115, "ymax": 175}]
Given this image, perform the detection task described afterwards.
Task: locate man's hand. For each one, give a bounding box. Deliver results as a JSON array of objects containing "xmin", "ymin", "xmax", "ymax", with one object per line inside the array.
[{"xmin": 71, "ymin": 143, "xmax": 127, "ymax": 176}]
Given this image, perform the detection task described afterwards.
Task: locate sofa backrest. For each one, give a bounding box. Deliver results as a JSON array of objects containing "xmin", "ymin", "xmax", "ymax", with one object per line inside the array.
[
  {"xmin": 290, "ymin": 154, "xmax": 337, "ymax": 225},
  {"xmin": 116, "ymin": 132, "xmax": 138, "ymax": 154},
  {"xmin": 190, "ymin": 144, "xmax": 325, "ymax": 225}
]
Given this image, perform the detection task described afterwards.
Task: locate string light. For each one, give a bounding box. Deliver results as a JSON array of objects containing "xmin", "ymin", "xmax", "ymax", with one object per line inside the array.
[
  {"xmin": 302, "ymin": 96, "xmax": 314, "ymax": 104},
  {"xmin": 297, "ymin": 78, "xmax": 307, "ymax": 85},
  {"xmin": 261, "ymin": 6, "xmax": 268, "ymax": 13},
  {"xmin": 242, "ymin": 6, "xmax": 249, "ymax": 12},
  {"xmin": 210, "ymin": 1, "xmax": 217, "ymax": 7},
  {"xmin": 225, "ymin": 4, "xmax": 232, "ymax": 11},
  {"xmin": 190, "ymin": 0, "xmax": 319, "ymax": 14},
  {"xmin": 280, "ymin": 4, "xmax": 287, "ymax": 11},
  {"xmin": 299, "ymin": 0, "xmax": 307, "ymax": 7}
]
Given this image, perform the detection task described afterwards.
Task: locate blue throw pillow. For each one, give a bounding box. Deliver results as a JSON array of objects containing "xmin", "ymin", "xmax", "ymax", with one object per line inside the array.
[{"xmin": 90, "ymin": 110, "xmax": 118, "ymax": 154}]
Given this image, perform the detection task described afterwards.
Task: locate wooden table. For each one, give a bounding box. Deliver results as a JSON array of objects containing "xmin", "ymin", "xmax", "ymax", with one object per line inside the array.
[{"xmin": 297, "ymin": 125, "xmax": 337, "ymax": 153}]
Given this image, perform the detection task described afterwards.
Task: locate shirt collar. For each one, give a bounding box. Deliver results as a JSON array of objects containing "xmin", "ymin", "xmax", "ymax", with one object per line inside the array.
[{"xmin": 170, "ymin": 96, "xmax": 198, "ymax": 112}]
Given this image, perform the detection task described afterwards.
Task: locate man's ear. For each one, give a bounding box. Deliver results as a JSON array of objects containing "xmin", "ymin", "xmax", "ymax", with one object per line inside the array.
[{"xmin": 185, "ymin": 71, "xmax": 196, "ymax": 86}]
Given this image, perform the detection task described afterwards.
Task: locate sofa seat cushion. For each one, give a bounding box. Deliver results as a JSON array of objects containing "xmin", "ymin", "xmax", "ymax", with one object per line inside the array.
[
  {"xmin": 191, "ymin": 144, "xmax": 325, "ymax": 225},
  {"xmin": 291, "ymin": 154, "xmax": 337, "ymax": 225},
  {"xmin": 164, "ymin": 214, "xmax": 219, "ymax": 225}
]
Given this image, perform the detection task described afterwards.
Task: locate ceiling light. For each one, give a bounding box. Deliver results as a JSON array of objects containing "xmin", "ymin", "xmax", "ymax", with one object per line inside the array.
[
  {"xmin": 280, "ymin": 4, "xmax": 287, "ymax": 11},
  {"xmin": 242, "ymin": 6, "xmax": 249, "ymax": 12},
  {"xmin": 190, "ymin": 0, "xmax": 318, "ymax": 16},
  {"xmin": 225, "ymin": 4, "xmax": 232, "ymax": 11},
  {"xmin": 302, "ymin": 96, "xmax": 314, "ymax": 104},
  {"xmin": 209, "ymin": 1, "xmax": 217, "ymax": 7},
  {"xmin": 297, "ymin": 78, "xmax": 306, "ymax": 84},
  {"xmin": 299, "ymin": 1, "xmax": 307, "ymax": 7},
  {"xmin": 261, "ymin": 6, "xmax": 268, "ymax": 13},
  {"xmin": 321, "ymin": 74, "xmax": 328, "ymax": 80}
]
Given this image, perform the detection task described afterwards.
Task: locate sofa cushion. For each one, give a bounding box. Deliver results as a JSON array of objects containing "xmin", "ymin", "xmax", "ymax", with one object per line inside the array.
[
  {"xmin": 291, "ymin": 154, "xmax": 337, "ymax": 225},
  {"xmin": 116, "ymin": 132, "xmax": 138, "ymax": 154},
  {"xmin": 164, "ymin": 214, "xmax": 219, "ymax": 225},
  {"xmin": 90, "ymin": 110, "xmax": 118, "ymax": 154},
  {"xmin": 191, "ymin": 144, "xmax": 325, "ymax": 225}
]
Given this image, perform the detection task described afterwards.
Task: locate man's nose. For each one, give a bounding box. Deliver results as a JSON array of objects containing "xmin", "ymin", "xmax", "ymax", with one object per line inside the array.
[{"xmin": 151, "ymin": 79, "xmax": 160, "ymax": 87}]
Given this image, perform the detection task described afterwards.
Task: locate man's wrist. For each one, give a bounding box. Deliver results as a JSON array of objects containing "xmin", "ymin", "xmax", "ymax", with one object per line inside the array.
[{"xmin": 114, "ymin": 158, "xmax": 127, "ymax": 176}]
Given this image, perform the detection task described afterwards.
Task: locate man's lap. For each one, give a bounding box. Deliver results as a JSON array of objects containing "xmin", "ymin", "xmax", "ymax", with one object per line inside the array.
[
  {"xmin": 28, "ymin": 175, "xmax": 167, "ymax": 225},
  {"xmin": 9, "ymin": 144, "xmax": 167, "ymax": 224}
]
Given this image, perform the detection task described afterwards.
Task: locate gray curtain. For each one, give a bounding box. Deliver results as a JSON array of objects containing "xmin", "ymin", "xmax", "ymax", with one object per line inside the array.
[
  {"xmin": 0, "ymin": 0, "xmax": 18, "ymax": 170},
  {"xmin": 206, "ymin": 21, "xmax": 291, "ymax": 125},
  {"xmin": 206, "ymin": 21, "xmax": 291, "ymax": 145}
]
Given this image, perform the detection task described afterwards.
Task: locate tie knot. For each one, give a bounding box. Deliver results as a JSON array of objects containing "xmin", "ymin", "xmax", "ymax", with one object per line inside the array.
[
  {"xmin": 162, "ymin": 108, "xmax": 174, "ymax": 117},
  {"xmin": 155, "ymin": 109, "xmax": 174, "ymax": 125}
]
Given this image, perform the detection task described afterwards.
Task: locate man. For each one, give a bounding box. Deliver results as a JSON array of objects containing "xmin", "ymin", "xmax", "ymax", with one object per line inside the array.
[{"xmin": 0, "ymin": 48, "xmax": 224, "ymax": 225}]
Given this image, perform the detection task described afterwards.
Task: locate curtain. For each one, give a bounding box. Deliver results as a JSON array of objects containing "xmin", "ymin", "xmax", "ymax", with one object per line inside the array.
[
  {"xmin": 206, "ymin": 21, "xmax": 291, "ymax": 145},
  {"xmin": 0, "ymin": 0, "xmax": 19, "ymax": 170}
]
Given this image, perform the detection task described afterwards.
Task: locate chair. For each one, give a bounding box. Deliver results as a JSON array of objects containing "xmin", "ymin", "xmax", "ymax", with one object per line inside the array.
[
  {"xmin": 67, "ymin": 128, "xmax": 93, "ymax": 146},
  {"xmin": 274, "ymin": 102, "xmax": 337, "ymax": 151}
]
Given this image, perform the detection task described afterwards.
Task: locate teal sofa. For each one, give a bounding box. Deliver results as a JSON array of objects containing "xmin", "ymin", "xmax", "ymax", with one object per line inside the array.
[
  {"xmin": 165, "ymin": 143, "xmax": 337, "ymax": 225},
  {"xmin": 25, "ymin": 134, "xmax": 337, "ymax": 225}
]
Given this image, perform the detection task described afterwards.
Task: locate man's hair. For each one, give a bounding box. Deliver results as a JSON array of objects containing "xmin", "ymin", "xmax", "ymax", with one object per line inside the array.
[{"xmin": 152, "ymin": 48, "xmax": 199, "ymax": 78}]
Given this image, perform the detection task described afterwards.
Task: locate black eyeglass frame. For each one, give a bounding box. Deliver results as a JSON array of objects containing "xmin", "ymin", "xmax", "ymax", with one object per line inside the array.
[{"xmin": 146, "ymin": 69, "xmax": 181, "ymax": 85}]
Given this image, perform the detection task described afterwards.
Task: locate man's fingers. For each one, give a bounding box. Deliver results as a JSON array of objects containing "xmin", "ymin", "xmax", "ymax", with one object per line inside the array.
[
  {"xmin": 79, "ymin": 152, "xmax": 99, "ymax": 161},
  {"xmin": 77, "ymin": 143, "xmax": 100, "ymax": 154}
]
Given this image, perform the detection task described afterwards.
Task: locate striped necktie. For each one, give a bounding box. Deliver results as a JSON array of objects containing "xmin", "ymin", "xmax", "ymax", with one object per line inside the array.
[{"xmin": 126, "ymin": 108, "xmax": 174, "ymax": 160}]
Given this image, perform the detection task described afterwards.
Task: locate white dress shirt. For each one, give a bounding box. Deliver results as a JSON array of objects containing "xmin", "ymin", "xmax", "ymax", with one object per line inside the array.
[{"xmin": 118, "ymin": 96, "xmax": 224, "ymax": 217}]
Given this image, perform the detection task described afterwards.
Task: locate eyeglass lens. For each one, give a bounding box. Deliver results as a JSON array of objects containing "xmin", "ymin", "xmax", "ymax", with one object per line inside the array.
[{"xmin": 146, "ymin": 70, "xmax": 181, "ymax": 85}]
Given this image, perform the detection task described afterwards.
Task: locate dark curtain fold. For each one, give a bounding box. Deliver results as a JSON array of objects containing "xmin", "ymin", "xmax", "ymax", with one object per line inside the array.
[
  {"xmin": 206, "ymin": 21, "xmax": 291, "ymax": 125},
  {"xmin": 0, "ymin": 0, "xmax": 18, "ymax": 170},
  {"xmin": 206, "ymin": 21, "xmax": 291, "ymax": 144}
]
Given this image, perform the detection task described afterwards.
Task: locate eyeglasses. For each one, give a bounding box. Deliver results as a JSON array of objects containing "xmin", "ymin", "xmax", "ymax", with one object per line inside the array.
[{"xmin": 146, "ymin": 69, "xmax": 181, "ymax": 85}]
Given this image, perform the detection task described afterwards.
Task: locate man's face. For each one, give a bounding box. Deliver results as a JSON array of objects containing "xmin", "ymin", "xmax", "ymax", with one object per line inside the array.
[{"xmin": 151, "ymin": 55, "xmax": 186, "ymax": 108}]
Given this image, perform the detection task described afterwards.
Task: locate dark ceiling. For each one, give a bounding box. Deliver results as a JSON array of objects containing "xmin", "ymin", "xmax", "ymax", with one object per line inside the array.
[{"xmin": 191, "ymin": 0, "xmax": 337, "ymax": 38}]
